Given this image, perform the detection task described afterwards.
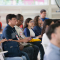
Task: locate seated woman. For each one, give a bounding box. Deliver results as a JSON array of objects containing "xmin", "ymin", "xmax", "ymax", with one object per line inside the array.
[
  {"xmin": 41, "ymin": 19, "xmax": 54, "ymax": 52},
  {"xmin": 33, "ymin": 16, "xmax": 43, "ymax": 36},
  {"xmin": 23, "ymin": 18, "xmax": 44, "ymax": 60},
  {"xmin": 0, "ymin": 22, "xmax": 27, "ymax": 60}
]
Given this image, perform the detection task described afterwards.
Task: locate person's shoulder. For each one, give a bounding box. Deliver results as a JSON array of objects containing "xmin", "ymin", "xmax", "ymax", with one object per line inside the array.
[
  {"xmin": 3, "ymin": 25, "xmax": 11, "ymax": 32},
  {"xmin": 24, "ymin": 27, "xmax": 29, "ymax": 31},
  {"xmin": 45, "ymin": 17, "xmax": 49, "ymax": 19},
  {"xmin": 45, "ymin": 46, "xmax": 56, "ymax": 57},
  {"xmin": 33, "ymin": 26, "xmax": 38, "ymax": 28},
  {"xmin": 44, "ymin": 48, "xmax": 58, "ymax": 60}
]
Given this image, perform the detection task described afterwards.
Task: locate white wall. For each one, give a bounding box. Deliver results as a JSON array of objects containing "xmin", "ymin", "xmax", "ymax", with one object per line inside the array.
[{"xmin": 0, "ymin": 0, "xmax": 60, "ymax": 28}]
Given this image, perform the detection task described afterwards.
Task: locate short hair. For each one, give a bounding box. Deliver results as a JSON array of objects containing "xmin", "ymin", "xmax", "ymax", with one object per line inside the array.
[
  {"xmin": 6, "ymin": 14, "xmax": 16, "ymax": 24},
  {"xmin": 16, "ymin": 14, "xmax": 23, "ymax": 20},
  {"xmin": 46, "ymin": 23, "xmax": 60, "ymax": 40},
  {"xmin": 40, "ymin": 9, "xmax": 46, "ymax": 13}
]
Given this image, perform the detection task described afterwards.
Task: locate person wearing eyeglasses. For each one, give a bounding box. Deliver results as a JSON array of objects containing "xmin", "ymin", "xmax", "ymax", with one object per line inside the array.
[
  {"xmin": 15, "ymin": 14, "xmax": 39, "ymax": 60},
  {"xmin": 33, "ymin": 16, "xmax": 42, "ymax": 36},
  {"xmin": 40, "ymin": 9, "xmax": 49, "ymax": 22}
]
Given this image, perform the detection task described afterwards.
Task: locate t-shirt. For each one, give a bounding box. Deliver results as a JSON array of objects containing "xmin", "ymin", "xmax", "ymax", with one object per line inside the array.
[
  {"xmin": 42, "ymin": 33, "xmax": 50, "ymax": 52},
  {"xmin": 29, "ymin": 29, "xmax": 35, "ymax": 37},
  {"xmin": 41, "ymin": 17, "xmax": 49, "ymax": 21},
  {"xmin": 2, "ymin": 24, "xmax": 18, "ymax": 40}
]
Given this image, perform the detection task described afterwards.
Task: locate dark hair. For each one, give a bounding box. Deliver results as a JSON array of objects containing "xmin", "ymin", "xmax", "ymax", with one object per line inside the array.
[
  {"xmin": 16, "ymin": 14, "xmax": 23, "ymax": 20},
  {"xmin": 41, "ymin": 19, "xmax": 53, "ymax": 36},
  {"xmin": 40, "ymin": 9, "xmax": 46, "ymax": 13},
  {"xmin": 24, "ymin": 18, "xmax": 32, "ymax": 29},
  {"xmin": 34, "ymin": 15, "xmax": 40, "ymax": 26},
  {"xmin": 46, "ymin": 23, "xmax": 60, "ymax": 40},
  {"xmin": 6, "ymin": 14, "xmax": 16, "ymax": 24},
  {"xmin": 56, "ymin": 20, "xmax": 60, "ymax": 23}
]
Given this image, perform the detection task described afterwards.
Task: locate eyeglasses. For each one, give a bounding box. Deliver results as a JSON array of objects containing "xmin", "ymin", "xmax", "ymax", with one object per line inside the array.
[
  {"xmin": 29, "ymin": 21, "xmax": 34, "ymax": 23},
  {"xmin": 39, "ymin": 19, "xmax": 42, "ymax": 21},
  {"xmin": 19, "ymin": 20, "xmax": 24, "ymax": 23}
]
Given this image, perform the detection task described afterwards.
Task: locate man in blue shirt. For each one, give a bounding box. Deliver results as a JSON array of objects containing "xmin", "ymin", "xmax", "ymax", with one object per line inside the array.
[
  {"xmin": 2, "ymin": 14, "xmax": 31, "ymax": 60},
  {"xmin": 40, "ymin": 9, "xmax": 49, "ymax": 21},
  {"xmin": 44, "ymin": 23, "xmax": 60, "ymax": 60}
]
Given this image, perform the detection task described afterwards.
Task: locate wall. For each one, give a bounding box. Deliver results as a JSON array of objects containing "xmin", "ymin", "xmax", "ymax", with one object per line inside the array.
[{"xmin": 0, "ymin": 0, "xmax": 60, "ymax": 28}]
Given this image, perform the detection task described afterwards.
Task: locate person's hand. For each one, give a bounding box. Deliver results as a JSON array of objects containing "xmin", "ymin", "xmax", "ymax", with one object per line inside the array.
[
  {"xmin": 22, "ymin": 37, "xmax": 31, "ymax": 43},
  {"xmin": 1, "ymin": 39, "xmax": 7, "ymax": 43},
  {"xmin": 8, "ymin": 39, "xmax": 13, "ymax": 41},
  {"xmin": 37, "ymin": 35, "xmax": 41, "ymax": 38},
  {"xmin": 19, "ymin": 44, "xmax": 24, "ymax": 51}
]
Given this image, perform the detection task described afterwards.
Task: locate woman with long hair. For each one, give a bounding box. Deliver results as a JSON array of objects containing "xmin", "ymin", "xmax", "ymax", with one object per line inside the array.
[
  {"xmin": 33, "ymin": 16, "xmax": 43, "ymax": 36},
  {"xmin": 41, "ymin": 19, "xmax": 54, "ymax": 52}
]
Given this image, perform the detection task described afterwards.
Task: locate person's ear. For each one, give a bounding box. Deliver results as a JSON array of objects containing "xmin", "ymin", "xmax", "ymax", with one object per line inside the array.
[
  {"xmin": 8, "ymin": 19, "xmax": 11, "ymax": 23},
  {"xmin": 51, "ymin": 33, "xmax": 56, "ymax": 39},
  {"xmin": 27, "ymin": 23, "xmax": 29, "ymax": 25}
]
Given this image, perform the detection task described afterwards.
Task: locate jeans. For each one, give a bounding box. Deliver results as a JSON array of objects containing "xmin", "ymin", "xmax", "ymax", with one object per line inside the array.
[
  {"xmin": 22, "ymin": 52, "xmax": 30, "ymax": 60},
  {"xmin": 4, "ymin": 56, "xmax": 26, "ymax": 60},
  {"xmin": 31, "ymin": 41, "xmax": 45, "ymax": 60},
  {"xmin": 23, "ymin": 45, "xmax": 39, "ymax": 60}
]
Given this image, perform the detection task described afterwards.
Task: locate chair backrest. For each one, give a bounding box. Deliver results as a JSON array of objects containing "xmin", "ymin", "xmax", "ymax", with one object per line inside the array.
[{"xmin": 0, "ymin": 51, "xmax": 8, "ymax": 60}]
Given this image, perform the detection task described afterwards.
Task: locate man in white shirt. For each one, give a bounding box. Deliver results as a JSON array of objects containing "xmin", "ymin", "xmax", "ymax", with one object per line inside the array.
[{"xmin": 15, "ymin": 14, "xmax": 39, "ymax": 60}]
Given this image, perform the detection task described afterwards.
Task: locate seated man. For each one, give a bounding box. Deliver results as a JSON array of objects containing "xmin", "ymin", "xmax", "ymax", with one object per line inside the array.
[
  {"xmin": 15, "ymin": 14, "xmax": 39, "ymax": 60},
  {"xmin": 2, "ymin": 14, "xmax": 30, "ymax": 60},
  {"xmin": 44, "ymin": 23, "xmax": 60, "ymax": 60}
]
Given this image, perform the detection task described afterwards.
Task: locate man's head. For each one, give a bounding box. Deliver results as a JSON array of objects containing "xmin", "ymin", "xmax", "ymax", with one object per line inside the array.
[
  {"xmin": 16, "ymin": 14, "xmax": 23, "ymax": 26},
  {"xmin": 40, "ymin": 9, "xmax": 46, "ymax": 18},
  {"xmin": 6, "ymin": 14, "xmax": 17, "ymax": 26},
  {"xmin": 46, "ymin": 23, "xmax": 60, "ymax": 44}
]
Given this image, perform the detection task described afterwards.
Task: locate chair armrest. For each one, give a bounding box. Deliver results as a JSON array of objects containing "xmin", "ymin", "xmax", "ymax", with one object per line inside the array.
[{"xmin": 0, "ymin": 51, "xmax": 8, "ymax": 55}]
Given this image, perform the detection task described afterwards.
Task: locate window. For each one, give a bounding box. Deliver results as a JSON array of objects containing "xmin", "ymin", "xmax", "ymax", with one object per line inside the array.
[
  {"xmin": 51, "ymin": 0, "xmax": 56, "ymax": 5},
  {"xmin": 0, "ymin": 0, "xmax": 48, "ymax": 6}
]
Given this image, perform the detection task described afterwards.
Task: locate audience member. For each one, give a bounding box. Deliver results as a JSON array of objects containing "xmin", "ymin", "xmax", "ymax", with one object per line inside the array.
[
  {"xmin": 2, "ymin": 14, "xmax": 30, "ymax": 60},
  {"xmin": 40, "ymin": 9, "xmax": 49, "ymax": 21},
  {"xmin": 0, "ymin": 22, "xmax": 27, "ymax": 60},
  {"xmin": 33, "ymin": 16, "xmax": 42, "ymax": 36},
  {"xmin": 15, "ymin": 14, "xmax": 39, "ymax": 60},
  {"xmin": 44, "ymin": 23, "xmax": 60, "ymax": 60},
  {"xmin": 41, "ymin": 19, "xmax": 54, "ymax": 51}
]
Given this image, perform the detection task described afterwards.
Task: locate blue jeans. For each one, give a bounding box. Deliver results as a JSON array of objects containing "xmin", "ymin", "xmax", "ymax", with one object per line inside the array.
[
  {"xmin": 4, "ymin": 56, "xmax": 26, "ymax": 60},
  {"xmin": 4, "ymin": 52, "xmax": 30, "ymax": 60},
  {"xmin": 22, "ymin": 52, "xmax": 30, "ymax": 60}
]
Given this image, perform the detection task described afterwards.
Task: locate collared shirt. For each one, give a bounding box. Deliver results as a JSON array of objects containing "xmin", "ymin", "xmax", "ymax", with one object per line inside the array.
[
  {"xmin": 44, "ymin": 42, "xmax": 60, "ymax": 60},
  {"xmin": 15, "ymin": 25, "xmax": 30, "ymax": 46},
  {"xmin": 2, "ymin": 24, "xmax": 18, "ymax": 40},
  {"xmin": 41, "ymin": 17, "xmax": 49, "ymax": 21},
  {"xmin": 15, "ymin": 25, "xmax": 25, "ymax": 39}
]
